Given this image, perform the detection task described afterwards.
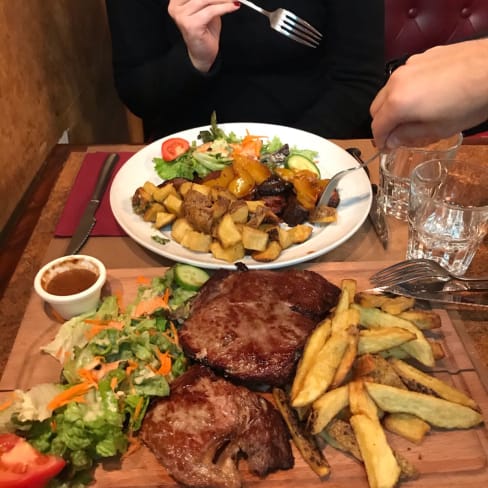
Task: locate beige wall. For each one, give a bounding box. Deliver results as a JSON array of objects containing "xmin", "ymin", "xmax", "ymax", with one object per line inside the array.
[{"xmin": 0, "ymin": 0, "xmax": 133, "ymax": 232}]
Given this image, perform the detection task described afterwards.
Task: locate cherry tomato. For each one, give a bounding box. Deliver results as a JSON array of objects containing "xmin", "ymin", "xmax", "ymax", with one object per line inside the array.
[
  {"xmin": 161, "ymin": 137, "xmax": 190, "ymax": 161},
  {"xmin": 0, "ymin": 433, "xmax": 66, "ymax": 488}
]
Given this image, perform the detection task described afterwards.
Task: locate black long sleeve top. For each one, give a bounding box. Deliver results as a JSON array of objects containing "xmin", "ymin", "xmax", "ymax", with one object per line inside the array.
[{"xmin": 106, "ymin": 0, "xmax": 385, "ymax": 141}]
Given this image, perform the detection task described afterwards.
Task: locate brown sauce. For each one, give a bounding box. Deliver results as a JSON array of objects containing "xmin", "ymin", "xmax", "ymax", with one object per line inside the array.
[{"xmin": 45, "ymin": 268, "xmax": 98, "ymax": 296}]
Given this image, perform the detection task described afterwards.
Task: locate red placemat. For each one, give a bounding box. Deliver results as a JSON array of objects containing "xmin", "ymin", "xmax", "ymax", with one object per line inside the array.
[{"xmin": 55, "ymin": 152, "xmax": 136, "ymax": 237}]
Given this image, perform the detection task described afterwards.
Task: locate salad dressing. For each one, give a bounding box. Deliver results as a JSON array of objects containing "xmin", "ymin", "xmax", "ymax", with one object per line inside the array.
[{"xmin": 45, "ymin": 268, "xmax": 98, "ymax": 296}]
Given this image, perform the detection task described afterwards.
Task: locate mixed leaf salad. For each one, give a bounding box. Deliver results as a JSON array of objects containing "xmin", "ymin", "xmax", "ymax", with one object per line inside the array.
[
  {"xmin": 153, "ymin": 112, "xmax": 322, "ymax": 181},
  {"xmin": 0, "ymin": 264, "xmax": 209, "ymax": 487}
]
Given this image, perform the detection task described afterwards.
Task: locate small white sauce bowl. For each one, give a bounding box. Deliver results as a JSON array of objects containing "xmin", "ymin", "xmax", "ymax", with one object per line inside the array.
[{"xmin": 34, "ymin": 255, "xmax": 107, "ymax": 320}]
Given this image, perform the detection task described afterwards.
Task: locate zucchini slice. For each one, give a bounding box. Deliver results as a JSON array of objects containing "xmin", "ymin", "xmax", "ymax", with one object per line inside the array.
[{"xmin": 286, "ymin": 155, "xmax": 320, "ymax": 177}]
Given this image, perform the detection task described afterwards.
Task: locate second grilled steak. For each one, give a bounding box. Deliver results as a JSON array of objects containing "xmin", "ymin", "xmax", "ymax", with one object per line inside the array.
[
  {"xmin": 180, "ymin": 268, "xmax": 340, "ymax": 386},
  {"xmin": 140, "ymin": 365, "xmax": 294, "ymax": 488}
]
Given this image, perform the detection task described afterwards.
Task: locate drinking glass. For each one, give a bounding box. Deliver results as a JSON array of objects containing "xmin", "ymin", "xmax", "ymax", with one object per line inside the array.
[
  {"xmin": 407, "ymin": 159, "xmax": 488, "ymax": 275},
  {"xmin": 378, "ymin": 133, "xmax": 462, "ymax": 221}
]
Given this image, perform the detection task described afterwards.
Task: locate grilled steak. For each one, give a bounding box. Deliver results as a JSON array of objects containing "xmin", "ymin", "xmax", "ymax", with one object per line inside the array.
[
  {"xmin": 180, "ymin": 268, "xmax": 340, "ymax": 386},
  {"xmin": 140, "ymin": 365, "xmax": 294, "ymax": 488}
]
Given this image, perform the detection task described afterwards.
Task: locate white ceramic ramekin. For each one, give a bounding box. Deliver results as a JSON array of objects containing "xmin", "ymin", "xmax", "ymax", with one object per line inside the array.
[{"xmin": 34, "ymin": 255, "xmax": 106, "ymax": 320}]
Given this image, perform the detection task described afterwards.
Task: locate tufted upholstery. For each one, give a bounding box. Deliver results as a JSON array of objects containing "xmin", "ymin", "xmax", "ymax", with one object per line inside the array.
[{"xmin": 385, "ymin": 0, "xmax": 488, "ymax": 62}]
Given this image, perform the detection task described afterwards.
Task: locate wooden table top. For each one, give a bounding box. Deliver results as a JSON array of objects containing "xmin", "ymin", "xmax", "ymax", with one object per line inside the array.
[{"xmin": 1, "ymin": 139, "xmax": 487, "ymax": 378}]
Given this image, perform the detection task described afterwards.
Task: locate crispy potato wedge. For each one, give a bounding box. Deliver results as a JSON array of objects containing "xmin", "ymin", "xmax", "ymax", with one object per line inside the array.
[
  {"xmin": 364, "ymin": 382, "xmax": 483, "ymax": 429},
  {"xmin": 171, "ymin": 218, "xmax": 194, "ymax": 243},
  {"xmin": 245, "ymin": 200, "xmax": 266, "ymax": 213},
  {"xmin": 389, "ymin": 358, "xmax": 480, "ymax": 411},
  {"xmin": 353, "ymin": 354, "xmax": 407, "ymax": 390},
  {"xmin": 252, "ymin": 240, "xmax": 282, "ymax": 262},
  {"xmin": 332, "ymin": 308, "xmax": 360, "ymax": 333},
  {"xmin": 350, "ymin": 413, "xmax": 401, "ymax": 488},
  {"xmin": 209, "ymin": 240, "xmax": 245, "ymax": 263},
  {"xmin": 398, "ymin": 310, "xmax": 442, "ymax": 330},
  {"xmin": 163, "ymin": 193, "xmax": 184, "ymax": 217},
  {"xmin": 291, "ymin": 318, "xmax": 332, "ymax": 400},
  {"xmin": 153, "ymin": 211, "xmax": 177, "ymax": 229},
  {"xmin": 292, "ymin": 328, "xmax": 350, "ymax": 408},
  {"xmin": 309, "ymin": 384, "xmax": 349, "ymax": 435},
  {"xmin": 357, "ymin": 327, "xmax": 416, "ymax": 355},
  {"xmin": 228, "ymin": 200, "xmax": 249, "ymax": 224},
  {"xmin": 330, "ymin": 327, "xmax": 359, "ymax": 388},
  {"xmin": 217, "ymin": 213, "xmax": 242, "ymax": 248},
  {"xmin": 180, "ymin": 230, "xmax": 212, "ymax": 252},
  {"xmin": 380, "ymin": 296, "xmax": 415, "ymax": 315},
  {"xmin": 143, "ymin": 202, "xmax": 166, "ymax": 222},
  {"xmin": 353, "ymin": 304, "xmax": 435, "ymax": 367},
  {"xmin": 383, "ymin": 412, "xmax": 431, "ymax": 444},
  {"xmin": 349, "ymin": 380, "xmax": 379, "ymax": 420},
  {"xmin": 241, "ymin": 225, "xmax": 269, "ymax": 251},
  {"xmin": 153, "ymin": 182, "xmax": 177, "ymax": 203},
  {"xmin": 277, "ymin": 226, "xmax": 295, "ymax": 250},
  {"xmin": 355, "ymin": 292, "xmax": 389, "ymax": 309},
  {"xmin": 288, "ymin": 224, "xmax": 314, "ymax": 244},
  {"xmin": 341, "ymin": 279, "xmax": 357, "ymax": 305},
  {"xmin": 272, "ymin": 388, "xmax": 331, "ymax": 479},
  {"xmin": 142, "ymin": 181, "xmax": 159, "ymax": 196}
]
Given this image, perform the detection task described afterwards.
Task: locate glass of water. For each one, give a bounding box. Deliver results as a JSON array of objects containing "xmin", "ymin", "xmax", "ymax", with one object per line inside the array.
[
  {"xmin": 378, "ymin": 133, "xmax": 462, "ymax": 221},
  {"xmin": 407, "ymin": 159, "xmax": 488, "ymax": 275}
]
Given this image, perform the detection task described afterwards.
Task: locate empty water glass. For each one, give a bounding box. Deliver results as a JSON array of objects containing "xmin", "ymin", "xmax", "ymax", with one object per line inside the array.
[
  {"xmin": 378, "ymin": 133, "xmax": 462, "ymax": 221},
  {"xmin": 407, "ymin": 159, "xmax": 488, "ymax": 275}
]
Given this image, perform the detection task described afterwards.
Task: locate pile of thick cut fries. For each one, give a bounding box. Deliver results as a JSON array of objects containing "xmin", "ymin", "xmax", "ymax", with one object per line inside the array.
[{"xmin": 273, "ymin": 279, "xmax": 484, "ymax": 488}]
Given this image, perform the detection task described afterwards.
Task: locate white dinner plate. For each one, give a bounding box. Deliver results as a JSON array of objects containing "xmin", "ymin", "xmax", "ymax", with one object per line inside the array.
[{"xmin": 110, "ymin": 122, "xmax": 372, "ymax": 269}]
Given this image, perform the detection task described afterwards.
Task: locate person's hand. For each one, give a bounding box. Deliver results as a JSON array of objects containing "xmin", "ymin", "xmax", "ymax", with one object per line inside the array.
[
  {"xmin": 168, "ymin": 0, "xmax": 240, "ymax": 73},
  {"xmin": 370, "ymin": 38, "xmax": 488, "ymax": 150}
]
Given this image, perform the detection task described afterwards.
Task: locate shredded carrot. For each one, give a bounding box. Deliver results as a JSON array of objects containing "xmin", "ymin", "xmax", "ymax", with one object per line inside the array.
[
  {"xmin": 114, "ymin": 289, "xmax": 125, "ymax": 313},
  {"xmin": 133, "ymin": 396, "xmax": 144, "ymax": 422},
  {"xmin": 84, "ymin": 319, "xmax": 124, "ymax": 340},
  {"xmin": 51, "ymin": 419, "xmax": 57, "ymax": 432},
  {"xmin": 155, "ymin": 350, "xmax": 172, "ymax": 376},
  {"xmin": 110, "ymin": 376, "xmax": 118, "ymax": 391},
  {"xmin": 0, "ymin": 393, "xmax": 17, "ymax": 412},
  {"xmin": 125, "ymin": 359, "xmax": 138, "ymax": 378},
  {"xmin": 48, "ymin": 381, "xmax": 95, "ymax": 411},
  {"xmin": 136, "ymin": 275, "xmax": 151, "ymax": 285},
  {"xmin": 132, "ymin": 293, "xmax": 169, "ymax": 318},
  {"xmin": 231, "ymin": 134, "xmax": 265, "ymax": 159}
]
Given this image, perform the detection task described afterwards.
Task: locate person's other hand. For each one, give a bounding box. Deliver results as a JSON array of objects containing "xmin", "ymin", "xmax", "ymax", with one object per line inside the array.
[
  {"xmin": 370, "ymin": 39, "xmax": 488, "ymax": 150},
  {"xmin": 168, "ymin": 0, "xmax": 240, "ymax": 72}
]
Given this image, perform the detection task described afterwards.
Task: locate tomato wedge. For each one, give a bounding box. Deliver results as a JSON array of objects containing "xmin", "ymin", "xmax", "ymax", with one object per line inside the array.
[
  {"xmin": 161, "ymin": 137, "xmax": 190, "ymax": 161},
  {"xmin": 0, "ymin": 433, "xmax": 66, "ymax": 488}
]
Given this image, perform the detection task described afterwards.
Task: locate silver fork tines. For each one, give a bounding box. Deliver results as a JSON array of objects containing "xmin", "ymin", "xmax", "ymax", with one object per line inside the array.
[
  {"xmin": 239, "ymin": 0, "xmax": 323, "ymax": 48},
  {"xmin": 370, "ymin": 258, "xmax": 488, "ymax": 288}
]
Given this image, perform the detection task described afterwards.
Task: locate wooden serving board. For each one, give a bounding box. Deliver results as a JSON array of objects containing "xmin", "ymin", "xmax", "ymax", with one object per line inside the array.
[{"xmin": 1, "ymin": 261, "xmax": 488, "ymax": 487}]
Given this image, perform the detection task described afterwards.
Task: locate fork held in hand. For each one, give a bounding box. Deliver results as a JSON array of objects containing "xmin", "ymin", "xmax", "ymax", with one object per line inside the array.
[{"xmin": 239, "ymin": 0, "xmax": 322, "ymax": 48}]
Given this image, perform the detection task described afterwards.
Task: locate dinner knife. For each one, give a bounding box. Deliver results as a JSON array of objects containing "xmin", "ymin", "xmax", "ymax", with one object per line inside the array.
[
  {"xmin": 65, "ymin": 153, "xmax": 120, "ymax": 255},
  {"xmin": 346, "ymin": 148, "xmax": 389, "ymax": 249},
  {"xmin": 380, "ymin": 284, "xmax": 488, "ymax": 309}
]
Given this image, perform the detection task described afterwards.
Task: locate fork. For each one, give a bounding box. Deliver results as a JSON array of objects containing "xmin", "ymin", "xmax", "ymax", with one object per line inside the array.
[
  {"xmin": 370, "ymin": 258, "xmax": 488, "ymax": 288},
  {"xmin": 317, "ymin": 151, "xmax": 380, "ymax": 207},
  {"xmin": 239, "ymin": 0, "xmax": 322, "ymax": 48}
]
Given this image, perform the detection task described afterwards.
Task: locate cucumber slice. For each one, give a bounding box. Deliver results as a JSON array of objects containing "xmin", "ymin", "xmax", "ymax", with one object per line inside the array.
[
  {"xmin": 174, "ymin": 264, "xmax": 210, "ymax": 291},
  {"xmin": 286, "ymin": 154, "xmax": 321, "ymax": 177}
]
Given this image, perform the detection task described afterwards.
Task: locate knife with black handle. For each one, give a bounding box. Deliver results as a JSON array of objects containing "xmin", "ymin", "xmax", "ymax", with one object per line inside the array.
[{"xmin": 65, "ymin": 153, "xmax": 120, "ymax": 255}]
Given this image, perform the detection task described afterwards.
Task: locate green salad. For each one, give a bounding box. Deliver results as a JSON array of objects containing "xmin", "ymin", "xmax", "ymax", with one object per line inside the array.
[{"xmin": 0, "ymin": 264, "xmax": 209, "ymax": 487}]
